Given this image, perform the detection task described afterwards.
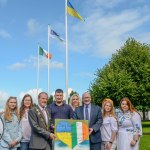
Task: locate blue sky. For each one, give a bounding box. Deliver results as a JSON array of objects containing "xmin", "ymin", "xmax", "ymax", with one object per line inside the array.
[{"xmin": 0, "ymin": 0, "xmax": 150, "ymax": 109}]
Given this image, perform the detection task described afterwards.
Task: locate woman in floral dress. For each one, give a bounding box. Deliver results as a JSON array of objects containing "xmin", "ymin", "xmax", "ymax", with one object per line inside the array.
[{"xmin": 117, "ymin": 97, "xmax": 142, "ymax": 150}]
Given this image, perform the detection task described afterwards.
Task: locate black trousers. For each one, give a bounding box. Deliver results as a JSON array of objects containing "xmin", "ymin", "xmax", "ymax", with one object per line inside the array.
[{"xmin": 90, "ymin": 142, "xmax": 101, "ymax": 150}]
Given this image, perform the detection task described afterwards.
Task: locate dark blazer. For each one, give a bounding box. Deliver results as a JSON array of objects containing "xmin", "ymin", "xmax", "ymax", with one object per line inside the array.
[
  {"xmin": 73, "ymin": 104, "xmax": 103, "ymax": 144},
  {"xmin": 28, "ymin": 105, "xmax": 51, "ymax": 149}
]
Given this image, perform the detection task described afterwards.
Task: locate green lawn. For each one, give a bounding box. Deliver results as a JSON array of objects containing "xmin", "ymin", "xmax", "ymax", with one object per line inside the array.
[
  {"xmin": 142, "ymin": 121, "xmax": 150, "ymax": 134},
  {"xmin": 140, "ymin": 135, "xmax": 150, "ymax": 150},
  {"xmin": 142, "ymin": 128, "xmax": 150, "ymax": 133},
  {"xmin": 140, "ymin": 121, "xmax": 150, "ymax": 150}
]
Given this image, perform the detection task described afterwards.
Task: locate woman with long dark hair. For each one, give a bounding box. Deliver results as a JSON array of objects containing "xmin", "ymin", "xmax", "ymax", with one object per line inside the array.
[{"xmin": 19, "ymin": 94, "xmax": 33, "ymax": 150}]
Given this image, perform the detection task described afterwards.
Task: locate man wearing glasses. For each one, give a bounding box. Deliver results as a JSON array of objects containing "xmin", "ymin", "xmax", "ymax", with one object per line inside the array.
[{"xmin": 73, "ymin": 92, "xmax": 103, "ymax": 150}]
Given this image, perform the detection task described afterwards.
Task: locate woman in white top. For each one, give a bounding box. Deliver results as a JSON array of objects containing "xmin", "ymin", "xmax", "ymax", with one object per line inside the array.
[
  {"xmin": 117, "ymin": 97, "xmax": 142, "ymax": 150},
  {"xmin": 69, "ymin": 93, "xmax": 82, "ymax": 111},
  {"xmin": 19, "ymin": 94, "xmax": 33, "ymax": 150},
  {"xmin": 101, "ymin": 98, "xmax": 118, "ymax": 150}
]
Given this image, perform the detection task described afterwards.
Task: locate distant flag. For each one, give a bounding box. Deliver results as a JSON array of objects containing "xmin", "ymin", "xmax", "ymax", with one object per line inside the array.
[
  {"xmin": 50, "ymin": 29, "xmax": 65, "ymax": 43},
  {"xmin": 67, "ymin": 0, "xmax": 85, "ymax": 21},
  {"xmin": 39, "ymin": 46, "xmax": 52, "ymax": 59}
]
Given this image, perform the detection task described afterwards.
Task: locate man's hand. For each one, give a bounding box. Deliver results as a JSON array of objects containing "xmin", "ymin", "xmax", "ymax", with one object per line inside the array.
[
  {"xmin": 89, "ymin": 128, "xmax": 93, "ymax": 135},
  {"xmin": 50, "ymin": 133, "xmax": 55, "ymax": 140}
]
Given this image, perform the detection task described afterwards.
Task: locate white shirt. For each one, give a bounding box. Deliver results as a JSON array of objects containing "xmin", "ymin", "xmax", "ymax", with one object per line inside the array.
[
  {"xmin": 38, "ymin": 105, "xmax": 48, "ymax": 124},
  {"xmin": 101, "ymin": 116, "xmax": 118, "ymax": 142}
]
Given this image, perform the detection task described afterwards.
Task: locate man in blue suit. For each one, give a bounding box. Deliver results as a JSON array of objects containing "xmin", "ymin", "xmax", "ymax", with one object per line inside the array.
[{"xmin": 73, "ymin": 92, "xmax": 103, "ymax": 150}]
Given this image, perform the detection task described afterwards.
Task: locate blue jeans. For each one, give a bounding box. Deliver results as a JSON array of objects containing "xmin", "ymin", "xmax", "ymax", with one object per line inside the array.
[{"xmin": 18, "ymin": 142, "xmax": 30, "ymax": 150}]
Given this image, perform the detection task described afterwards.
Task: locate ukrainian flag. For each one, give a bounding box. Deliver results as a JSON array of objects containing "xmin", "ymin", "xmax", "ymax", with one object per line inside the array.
[{"xmin": 67, "ymin": 0, "xmax": 85, "ymax": 21}]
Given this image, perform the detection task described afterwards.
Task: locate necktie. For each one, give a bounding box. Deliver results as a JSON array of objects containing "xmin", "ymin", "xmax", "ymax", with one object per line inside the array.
[
  {"xmin": 42, "ymin": 108, "xmax": 47, "ymax": 124},
  {"xmin": 85, "ymin": 105, "xmax": 89, "ymax": 120}
]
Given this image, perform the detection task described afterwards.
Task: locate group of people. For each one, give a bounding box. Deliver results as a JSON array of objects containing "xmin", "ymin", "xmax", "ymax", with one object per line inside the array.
[{"xmin": 0, "ymin": 89, "xmax": 142, "ymax": 150}]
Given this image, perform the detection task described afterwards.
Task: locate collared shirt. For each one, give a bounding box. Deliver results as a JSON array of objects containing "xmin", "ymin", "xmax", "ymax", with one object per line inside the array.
[
  {"xmin": 38, "ymin": 105, "xmax": 48, "ymax": 124},
  {"xmin": 47, "ymin": 102, "xmax": 73, "ymax": 125},
  {"xmin": 84, "ymin": 103, "xmax": 91, "ymax": 121}
]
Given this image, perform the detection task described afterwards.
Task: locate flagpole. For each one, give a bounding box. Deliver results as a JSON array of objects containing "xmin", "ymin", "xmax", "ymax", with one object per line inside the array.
[
  {"xmin": 37, "ymin": 44, "xmax": 40, "ymax": 99},
  {"xmin": 65, "ymin": 0, "xmax": 68, "ymax": 104},
  {"xmin": 48, "ymin": 25, "xmax": 50, "ymax": 97}
]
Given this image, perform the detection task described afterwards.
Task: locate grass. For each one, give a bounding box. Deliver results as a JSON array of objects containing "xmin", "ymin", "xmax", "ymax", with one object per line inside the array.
[
  {"xmin": 142, "ymin": 128, "xmax": 150, "ymax": 133},
  {"xmin": 140, "ymin": 121, "xmax": 150, "ymax": 150},
  {"xmin": 140, "ymin": 135, "xmax": 150, "ymax": 150},
  {"xmin": 142, "ymin": 121, "xmax": 150, "ymax": 134}
]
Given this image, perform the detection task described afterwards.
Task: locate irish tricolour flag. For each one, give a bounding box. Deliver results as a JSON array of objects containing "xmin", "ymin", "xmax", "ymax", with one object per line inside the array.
[
  {"xmin": 39, "ymin": 46, "xmax": 52, "ymax": 59},
  {"xmin": 72, "ymin": 122, "xmax": 89, "ymax": 148}
]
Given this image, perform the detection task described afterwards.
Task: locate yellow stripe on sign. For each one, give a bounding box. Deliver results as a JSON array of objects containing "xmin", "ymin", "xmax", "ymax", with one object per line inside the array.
[{"xmin": 56, "ymin": 132, "xmax": 72, "ymax": 148}]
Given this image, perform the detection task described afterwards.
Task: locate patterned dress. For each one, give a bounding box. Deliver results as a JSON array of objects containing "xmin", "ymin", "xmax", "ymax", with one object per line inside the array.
[{"xmin": 117, "ymin": 111, "xmax": 142, "ymax": 150}]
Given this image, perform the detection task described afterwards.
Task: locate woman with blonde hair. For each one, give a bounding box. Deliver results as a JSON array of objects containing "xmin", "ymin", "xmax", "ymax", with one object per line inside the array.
[
  {"xmin": 0, "ymin": 97, "xmax": 22, "ymax": 150},
  {"xmin": 117, "ymin": 97, "xmax": 142, "ymax": 150},
  {"xmin": 101, "ymin": 98, "xmax": 118, "ymax": 150},
  {"xmin": 19, "ymin": 94, "xmax": 33, "ymax": 150},
  {"xmin": 69, "ymin": 93, "xmax": 82, "ymax": 110}
]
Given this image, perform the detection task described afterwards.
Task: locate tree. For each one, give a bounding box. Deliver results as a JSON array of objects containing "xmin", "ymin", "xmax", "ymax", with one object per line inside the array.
[
  {"xmin": 47, "ymin": 95, "xmax": 53, "ymax": 105},
  {"xmin": 90, "ymin": 38, "xmax": 150, "ymax": 120}
]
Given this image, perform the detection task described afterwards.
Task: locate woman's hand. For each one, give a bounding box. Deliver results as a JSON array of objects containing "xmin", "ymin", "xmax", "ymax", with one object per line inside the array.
[
  {"xmin": 9, "ymin": 140, "xmax": 18, "ymax": 147},
  {"xmin": 130, "ymin": 140, "xmax": 136, "ymax": 146},
  {"xmin": 106, "ymin": 142, "xmax": 112, "ymax": 150}
]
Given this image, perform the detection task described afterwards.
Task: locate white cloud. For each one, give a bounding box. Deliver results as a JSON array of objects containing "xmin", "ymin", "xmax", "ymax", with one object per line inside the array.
[
  {"xmin": 18, "ymin": 88, "xmax": 43, "ymax": 105},
  {"xmin": 68, "ymin": 3, "xmax": 150, "ymax": 58},
  {"xmin": 0, "ymin": 88, "xmax": 74, "ymax": 110},
  {"xmin": 8, "ymin": 56, "xmax": 64, "ymax": 71},
  {"xmin": 93, "ymin": 0, "xmax": 122, "ymax": 8},
  {"xmin": 0, "ymin": 91, "xmax": 9, "ymax": 111},
  {"xmin": 26, "ymin": 18, "xmax": 44, "ymax": 36},
  {"xmin": 25, "ymin": 56, "xmax": 64, "ymax": 69},
  {"xmin": 8, "ymin": 62, "xmax": 26, "ymax": 70},
  {"xmin": 0, "ymin": 29, "xmax": 11, "ymax": 38},
  {"xmin": 51, "ymin": 61, "xmax": 64, "ymax": 69},
  {"xmin": 0, "ymin": 0, "xmax": 7, "ymax": 7}
]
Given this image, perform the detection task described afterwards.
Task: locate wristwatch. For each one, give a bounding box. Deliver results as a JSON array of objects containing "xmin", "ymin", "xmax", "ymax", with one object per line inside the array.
[{"xmin": 134, "ymin": 139, "xmax": 138, "ymax": 143}]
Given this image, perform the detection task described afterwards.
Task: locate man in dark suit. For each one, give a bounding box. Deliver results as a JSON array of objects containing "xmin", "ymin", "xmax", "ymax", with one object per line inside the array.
[
  {"xmin": 28, "ymin": 92, "xmax": 55, "ymax": 150},
  {"xmin": 73, "ymin": 92, "xmax": 103, "ymax": 150}
]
